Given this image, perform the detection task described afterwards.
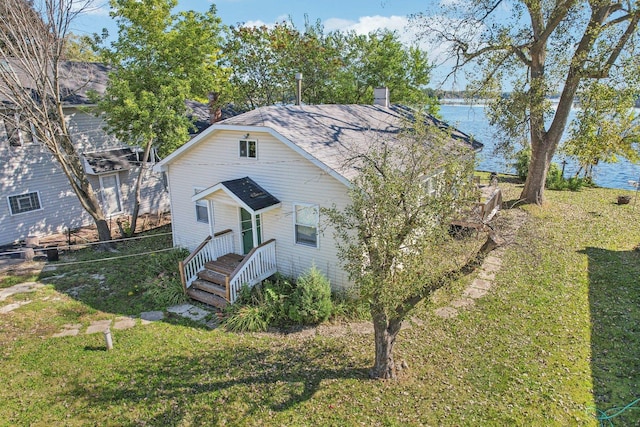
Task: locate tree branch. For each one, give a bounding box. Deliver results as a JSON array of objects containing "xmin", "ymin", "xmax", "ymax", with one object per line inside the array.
[{"xmin": 393, "ymin": 232, "xmax": 504, "ymax": 321}]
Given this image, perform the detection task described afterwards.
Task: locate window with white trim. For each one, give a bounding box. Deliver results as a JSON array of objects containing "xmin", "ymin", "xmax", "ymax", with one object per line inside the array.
[
  {"xmin": 194, "ymin": 187, "xmax": 208, "ymax": 223},
  {"xmin": 294, "ymin": 203, "xmax": 318, "ymax": 247},
  {"xmin": 8, "ymin": 192, "xmax": 42, "ymax": 215},
  {"xmin": 424, "ymin": 170, "xmax": 444, "ymax": 197},
  {"xmin": 239, "ymin": 139, "xmax": 256, "ymax": 158}
]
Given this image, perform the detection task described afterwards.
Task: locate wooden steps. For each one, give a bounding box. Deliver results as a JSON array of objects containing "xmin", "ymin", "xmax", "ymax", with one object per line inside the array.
[
  {"xmin": 205, "ymin": 253, "xmax": 243, "ymax": 275},
  {"xmin": 186, "ymin": 253, "xmax": 244, "ymax": 309},
  {"xmin": 192, "ymin": 279, "xmax": 227, "ymax": 299},
  {"xmin": 186, "ymin": 287, "xmax": 228, "ymax": 309}
]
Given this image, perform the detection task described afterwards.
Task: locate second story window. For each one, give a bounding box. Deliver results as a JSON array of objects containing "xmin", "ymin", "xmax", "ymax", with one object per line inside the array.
[{"xmin": 239, "ymin": 139, "xmax": 256, "ymax": 158}]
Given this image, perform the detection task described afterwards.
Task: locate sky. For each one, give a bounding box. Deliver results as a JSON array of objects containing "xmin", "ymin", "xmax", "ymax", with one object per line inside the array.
[{"xmin": 71, "ymin": 0, "xmax": 465, "ymax": 90}]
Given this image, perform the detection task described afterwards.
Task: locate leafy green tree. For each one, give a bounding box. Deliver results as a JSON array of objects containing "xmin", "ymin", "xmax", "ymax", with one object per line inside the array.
[
  {"xmin": 0, "ymin": 0, "xmax": 114, "ymax": 243},
  {"xmin": 324, "ymin": 120, "xmax": 500, "ymax": 379},
  {"xmin": 63, "ymin": 33, "xmax": 100, "ymax": 62},
  {"xmin": 221, "ymin": 20, "xmax": 437, "ymax": 110},
  {"xmin": 416, "ymin": 1, "xmax": 640, "ymax": 204},
  {"xmin": 564, "ymin": 81, "xmax": 640, "ymax": 180},
  {"xmin": 331, "ymin": 30, "xmax": 434, "ymax": 110},
  {"xmin": 96, "ymin": 0, "xmax": 226, "ymax": 235}
]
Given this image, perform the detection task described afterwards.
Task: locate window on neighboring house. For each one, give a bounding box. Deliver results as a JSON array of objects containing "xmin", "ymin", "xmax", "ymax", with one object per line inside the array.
[
  {"xmin": 239, "ymin": 139, "xmax": 257, "ymax": 158},
  {"xmin": 8, "ymin": 192, "xmax": 42, "ymax": 215},
  {"xmin": 194, "ymin": 188, "xmax": 208, "ymax": 223},
  {"xmin": 294, "ymin": 203, "xmax": 319, "ymax": 247},
  {"xmin": 3, "ymin": 114, "xmax": 21, "ymax": 147}
]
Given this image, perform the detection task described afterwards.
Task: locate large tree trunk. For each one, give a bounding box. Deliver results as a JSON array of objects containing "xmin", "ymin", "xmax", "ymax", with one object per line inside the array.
[
  {"xmin": 520, "ymin": 140, "xmax": 553, "ymax": 205},
  {"xmin": 370, "ymin": 308, "xmax": 403, "ymax": 379}
]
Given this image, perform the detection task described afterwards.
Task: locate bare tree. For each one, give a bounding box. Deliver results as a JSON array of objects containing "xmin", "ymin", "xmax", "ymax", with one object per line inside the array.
[
  {"xmin": 0, "ymin": 0, "xmax": 112, "ymax": 242},
  {"xmin": 415, "ymin": 1, "xmax": 640, "ymax": 204}
]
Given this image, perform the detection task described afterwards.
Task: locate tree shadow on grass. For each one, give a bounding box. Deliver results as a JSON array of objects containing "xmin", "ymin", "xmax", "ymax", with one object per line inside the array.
[
  {"xmin": 63, "ymin": 339, "xmax": 369, "ymax": 425},
  {"xmin": 580, "ymin": 246, "xmax": 640, "ymax": 425}
]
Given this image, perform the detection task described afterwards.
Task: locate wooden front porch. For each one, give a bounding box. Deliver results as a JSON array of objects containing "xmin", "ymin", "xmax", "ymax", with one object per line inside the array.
[{"xmin": 179, "ymin": 229, "xmax": 277, "ymax": 308}]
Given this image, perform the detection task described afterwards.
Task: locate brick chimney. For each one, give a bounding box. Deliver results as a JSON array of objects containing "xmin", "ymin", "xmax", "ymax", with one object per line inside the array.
[{"xmin": 374, "ymin": 87, "xmax": 390, "ymax": 107}]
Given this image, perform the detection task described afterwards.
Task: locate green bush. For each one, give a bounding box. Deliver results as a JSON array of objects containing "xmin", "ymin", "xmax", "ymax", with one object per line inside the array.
[
  {"xmin": 223, "ymin": 305, "xmax": 269, "ymax": 332},
  {"xmin": 513, "ymin": 148, "xmax": 587, "ymax": 191},
  {"xmin": 145, "ymin": 275, "xmax": 187, "ymax": 306},
  {"xmin": 286, "ymin": 265, "xmax": 333, "ymax": 324},
  {"xmin": 143, "ymin": 249, "xmax": 189, "ymax": 307},
  {"xmin": 513, "ymin": 148, "xmax": 531, "ymax": 181},
  {"xmin": 331, "ymin": 290, "xmax": 370, "ymax": 321}
]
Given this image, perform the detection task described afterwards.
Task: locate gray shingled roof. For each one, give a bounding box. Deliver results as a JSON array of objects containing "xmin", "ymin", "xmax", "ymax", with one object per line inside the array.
[
  {"xmin": 219, "ymin": 104, "xmax": 483, "ymax": 180},
  {"xmin": 0, "ymin": 60, "xmax": 109, "ymax": 106}
]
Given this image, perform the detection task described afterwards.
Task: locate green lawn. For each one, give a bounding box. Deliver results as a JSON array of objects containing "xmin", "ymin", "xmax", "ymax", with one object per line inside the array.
[{"xmin": 1, "ymin": 184, "xmax": 639, "ymax": 426}]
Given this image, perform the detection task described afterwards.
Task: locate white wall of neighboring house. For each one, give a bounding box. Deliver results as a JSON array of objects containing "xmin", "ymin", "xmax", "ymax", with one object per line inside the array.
[
  {"xmin": 165, "ymin": 129, "xmax": 353, "ymax": 290},
  {"xmin": 0, "ymin": 107, "xmax": 170, "ymax": 246}
]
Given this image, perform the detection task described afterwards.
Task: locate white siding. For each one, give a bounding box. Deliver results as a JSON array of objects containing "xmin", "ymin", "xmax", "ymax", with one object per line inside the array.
[
  {"xmin": 0, "ymin": 107, "xmax": 169, "ymax": 245},
  {"xmin": 167, "ymin": 130, "xmax": 352, "ymax": 290}
]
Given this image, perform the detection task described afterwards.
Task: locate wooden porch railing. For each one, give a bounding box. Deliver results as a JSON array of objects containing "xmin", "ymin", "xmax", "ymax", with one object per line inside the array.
[
  {"xmin": 228, "ymin": 239, "xmax": 277, "ymax": 303},
  {"xmin": 178, "ymin": 229, "xmax": 234, "ymax": 290}
]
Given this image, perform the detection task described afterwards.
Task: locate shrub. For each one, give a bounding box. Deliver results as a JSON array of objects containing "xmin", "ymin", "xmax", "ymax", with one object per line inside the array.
[
  {"xmin": 513, "ymin": 148, "xmax": 587, "ymax": 191},
  {"xmin": 286, "ymin": 265, "xmax": 333, "ymax": 324},
  {"xmin": 145, "ymin": 274, "xmax": 187, "ymax": 306},
  {"xmin": 331, "ymin": 289, "xmax": 370, "ymax": 321},
  {"xmin": 223, "ymin": 305, "xmax": 269, "ymax": 332},
  {"xmin": 513, "ymin": 148, "xmax": 531, "ymax": 181}
]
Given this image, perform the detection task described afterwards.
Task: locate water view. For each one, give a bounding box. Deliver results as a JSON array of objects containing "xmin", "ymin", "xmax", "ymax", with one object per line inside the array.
[{"xmin": 440, "ymin": 103, "xmax": 640, "ymax": 190}]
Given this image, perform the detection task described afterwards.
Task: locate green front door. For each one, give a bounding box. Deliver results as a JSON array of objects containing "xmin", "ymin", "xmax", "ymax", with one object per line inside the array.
[{"xmin": 241, "ymin": 208, "xmax": 262, "ymax": 255}]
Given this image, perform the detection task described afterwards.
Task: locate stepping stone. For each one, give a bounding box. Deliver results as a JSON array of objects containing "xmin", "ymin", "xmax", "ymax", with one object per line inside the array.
[
  {"xmin": 0, "ymin": 300, "xmax": 32, "ymax": 314},
  {"xmin": 483, "ymin": 256, "xmax": 503, "ymax": 268},
  {"xmin": 463, "ymin": 286, "xmax": 488, "ymax": 299},
  {"xmin": 52, "ymin": 328, "xmax": 79, "ymax": 338},
  {"xmin": 481, "ymin": 261, "xmax": 502, "ymax": 275},
  {"xmin": 471, "ymin": 278, "xmax": 492, "ymax": 291},
  {"xmin": 167, "ymin": 304, "xmax": 210, "ymax": 322},
  {"xmin": 478, "ymin": 270, "xmax": 496, "ymax": 281},
  {"xmin": 451, "ymin": 298, "xmax": 475, "ymax": 308},
  {"xmin": 113, "ymin": 316, "xmax": 136, "ymax": 330},
  {"xmin": 86, "ymin": 319, "xmax": 112, "ymax": 334},
  {"xmin": 435, "ymin": 307, "xmax": 458, "ymax": 319},
  {"xmin": 0, "ymin": 282, "xmax": 44, "ymax": 302},
  {"xmin": 140, "ymin": 311, "xmax": 164, "ymax": 324}
]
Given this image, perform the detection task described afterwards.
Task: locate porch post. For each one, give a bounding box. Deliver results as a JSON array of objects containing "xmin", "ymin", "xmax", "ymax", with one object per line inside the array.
[
  {"xmin": 251, "ymin": 213, "xmax": 258, "ymax": 250},
  {"xmin": 208, "ymin": 199, "xmax": 214, "ymax": 236}
]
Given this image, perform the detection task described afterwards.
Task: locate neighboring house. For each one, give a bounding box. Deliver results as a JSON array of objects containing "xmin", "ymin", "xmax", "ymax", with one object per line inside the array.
[
  {"xmin": 156, "ymin": 88, "xmax": 484, "ymax": 307},
  {"xmin": 0, "ymin": 61, "xmax": 171, "ymax": 246}
]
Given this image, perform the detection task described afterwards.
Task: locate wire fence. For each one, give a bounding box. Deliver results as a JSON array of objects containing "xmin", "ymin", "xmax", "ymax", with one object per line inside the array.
[{"xmin": 0, "ymin": 231, "xmax": 176, "ymax": 265}]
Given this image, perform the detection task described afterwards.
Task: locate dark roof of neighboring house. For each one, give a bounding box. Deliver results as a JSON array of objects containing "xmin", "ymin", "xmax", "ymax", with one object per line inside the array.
[
  {"xmin": 217, "ymin": 104, "xmax": 483, "ymax": 181},
  {"xmin": 221, "ymin": 177, "xmax": 280, "ymax": 212},
  {"xmin": 83, "ymin": 148, "xmax": 137, "ymax": 174},
  {"xmin": 0, "ymin": 60, "xmax": 109, "ymax": 106}
]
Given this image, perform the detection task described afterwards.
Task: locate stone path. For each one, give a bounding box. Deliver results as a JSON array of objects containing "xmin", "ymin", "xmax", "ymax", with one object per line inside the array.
[
  {"xmin": 0, "ymin": 281, "xmax": 219, "ymax": 337},
  {"xmin": 47, "ymin": 303, "xmax": 219, "ymax": 338},
  {"xmin": 434, "ymin": 209, "xmax": 528, "ymax": 319}
]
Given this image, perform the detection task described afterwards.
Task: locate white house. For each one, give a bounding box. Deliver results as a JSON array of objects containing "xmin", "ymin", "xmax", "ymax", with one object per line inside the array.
[
  {"xmin": 0, "ymin": 61, "xmax": 173, "ymax": 247},
  {"xmin": 155, "ymin": 89, "xmax": 483, "ymax": 307}
]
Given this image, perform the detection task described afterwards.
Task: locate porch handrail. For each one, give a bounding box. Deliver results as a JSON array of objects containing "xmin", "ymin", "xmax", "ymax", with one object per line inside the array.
[
  {"xmin": 228, "ymin": 239, "xmax": 277, "ymax": 303},
  {"xmin": 179, "ymin": 229, "xmax": 234, "ymax": 290}
]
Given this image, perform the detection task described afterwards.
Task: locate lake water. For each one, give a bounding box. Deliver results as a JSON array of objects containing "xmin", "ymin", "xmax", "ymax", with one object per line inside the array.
[{"xmin": 439, "ymin": 103, "xmax": 640, "ymax": 190}]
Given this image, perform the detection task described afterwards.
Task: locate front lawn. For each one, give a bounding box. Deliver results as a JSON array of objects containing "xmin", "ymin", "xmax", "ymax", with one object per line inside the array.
[{"xmin": 1, "ymin": 184, "xmax": 639, "ymax": 425}]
